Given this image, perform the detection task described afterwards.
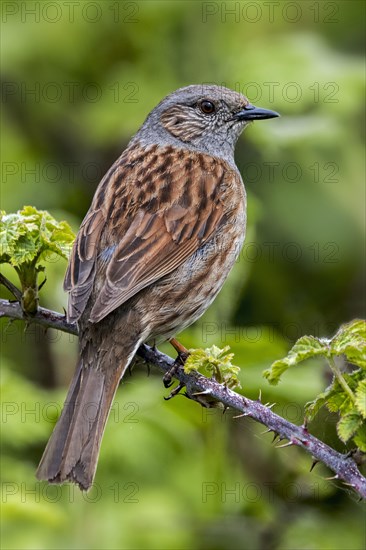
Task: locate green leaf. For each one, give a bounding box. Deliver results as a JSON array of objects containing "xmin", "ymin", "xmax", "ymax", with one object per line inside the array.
[
  {"xmin": 353, "ymin": 424, "xmax": 366, "ymax": 452},
  {"xmin": 336, "ymin": 413, "xmax": 363, "ymax": 443},
  {"xmin": 326, "ymin": 386, "xmax": 352, "ymax": 415},
  {"xmin": 333, "ymin": 319, "xmax": 366, "ymax": 342},
  {"xmin": 305, "ymin": 384, "xmax": 335, "ymax": 422},
  {"xmin": 0, "ymin": 206, "xmax": 75, "ymax": 267},
  {"xmin": 0, "ymin": 207, "xmax": 75, "ymax": 313},
  {"xmin": 355, "ymin": 379, "xmax": 366, "ymax": 418},
  {"xmin": 263, "ymin": 335, "xmax": 328, "ymax": 385},
  {"xmin": 331, "ymin": 319, "xmax": 366, "ymax": 369},
  {"xmin": 184, "ymin": 345, "xmax": 241, "ymax": 389},
  {"xmin": 265, "ymin": 323, "xmax": 366, "ymax": 452}
]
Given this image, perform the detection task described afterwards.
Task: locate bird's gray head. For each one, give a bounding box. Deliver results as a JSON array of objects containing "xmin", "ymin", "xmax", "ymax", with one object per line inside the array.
[{"xmin": 135, "ymin": 85, "xmax": 279, "ymax": 163}]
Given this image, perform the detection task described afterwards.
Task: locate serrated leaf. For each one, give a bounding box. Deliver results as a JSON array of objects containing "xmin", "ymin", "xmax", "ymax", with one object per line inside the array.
[
  {"xmin": 264, "ymin": 335, "xmax": 328, "ymax": 385},
  {"xmin": 0, "ymin": 206, "xmax": 75, "ymax": 268},
  {"xmin": 184, "ymin": 345, "xmax": 241, "ymax": 389},
  {"xmin": 12, "ymin": 235, "xmax": 39, "ymax": 264},
  {"xmin": 326, "ymin": 390, "xmax": 352, "ymax": 414},
  {"xmin": 305, "ymin": 384, "xmax": 335, "ymax": 421},
  {"xmin": 353, "ymin": 424, "xmax": 366, "ymax": 452},
  {"xmin": 0, "ymin": 207, "xmax": 75, "ymax": 312},
  {"xmin": 344, "ymin": 368, "xmax": 364, "ymax": 388},
  {"xmin": 184, "ymin": 349, "xmax": 207, "ymax": 373},
  {"xmin": 355, "ymin": 380, "xmax": 366, "ymax": 418},
  {"xmin": 333, "ymin": 319, "xmax": 366, "ymax": 341},
  {"xmin": 331, "ymin": 320, "xmax": 366, "ymax": 369},
  {"xmin": 336, "ymin": 413, "xmax": 363, "ymax": 443}
]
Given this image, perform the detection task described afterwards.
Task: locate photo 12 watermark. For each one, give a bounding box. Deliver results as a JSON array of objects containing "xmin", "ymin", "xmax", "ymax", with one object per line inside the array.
[
  {"xmin": 1, "ymin": 480, "xmax": 140, "ymax": 503},
  {"xmin": 201, "ymin": 2, "xmax": 340, "ymax": 24},
  {"xmin": 1, "ymin": 399, "xmax": 140, "ymax": 425},
  {"xmin": 1, "ymin": 80, "xmax": 140, "ymax": 104},
  {"xmin": 201, "ymin": 480, "xmax": 321, "ymax": 503},
  {"xmin": 1, "ymin": 2, "xmax": 140, "ymax": 24}
]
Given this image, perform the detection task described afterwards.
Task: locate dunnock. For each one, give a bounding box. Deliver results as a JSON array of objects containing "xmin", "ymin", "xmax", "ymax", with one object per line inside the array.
[{"xmin": 36, "ymin": 85, "xmax": 279, "ymax": 489}]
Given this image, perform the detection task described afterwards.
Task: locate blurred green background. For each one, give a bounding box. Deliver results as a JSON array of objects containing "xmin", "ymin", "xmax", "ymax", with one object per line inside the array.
[{"xmin": 1, "ymin": 1, "xmax": 365, "ymax": 549}]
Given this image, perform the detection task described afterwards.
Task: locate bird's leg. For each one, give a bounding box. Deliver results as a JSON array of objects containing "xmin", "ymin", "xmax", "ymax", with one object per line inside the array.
[
  {"xmin": 163, "ymin": 338, "xmax": 190, "ymax": 388},
  {"xmin": 169, "ymin": 337, "xmax": 188, "ymax": 356}
]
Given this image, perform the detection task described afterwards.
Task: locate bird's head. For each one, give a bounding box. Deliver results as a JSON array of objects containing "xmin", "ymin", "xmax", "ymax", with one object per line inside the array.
[{"xmin": 137, "ymin": 84, "xmax": 279, "ymax": 161}]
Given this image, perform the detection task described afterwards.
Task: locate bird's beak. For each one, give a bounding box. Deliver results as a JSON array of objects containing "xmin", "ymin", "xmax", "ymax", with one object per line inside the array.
[{"xmin": 233, "ymin": 104, "xmax": 280, "ymax": 121}]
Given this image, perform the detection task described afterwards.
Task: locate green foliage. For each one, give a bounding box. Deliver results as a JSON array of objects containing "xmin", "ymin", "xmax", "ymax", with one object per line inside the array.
[
  {"xmin": 0, "ymin": 206, "xmax": 75, "ymax": 267},
  {"xmin": 332, "ymin": 319, "xmax": 366, "ymax": 369},
  {"xmin": 264, "ymin": 320, "xmax": 366, "ymax": 451},
  {"xmin": 1, "ymin": 3, "xmax": 365, "ymax": 548},
  {"xmin": 263, "ymin": 335, "xmax": 327, "ymax": 383},
  {"xmin": 355, "ymin": 380, "xmax": 366, "ymax": 417},
  {"xmin": 0, "ymin": 206, "xmax": 75, "ymax": 312},
  {"xmin": 184, "ymin": 345, "xmax": 241, "ymax": 389}
]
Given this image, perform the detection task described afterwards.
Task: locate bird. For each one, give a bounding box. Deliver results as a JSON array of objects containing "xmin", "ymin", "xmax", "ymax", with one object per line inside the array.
[{"xmin": 36, "ymin": 84, "xmax": 279, "ymax": 490}]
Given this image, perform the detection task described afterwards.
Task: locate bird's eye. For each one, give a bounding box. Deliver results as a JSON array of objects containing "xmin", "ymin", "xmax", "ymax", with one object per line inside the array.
[{"xmin": 199, "ymin": 100, "xmax": 216, "ymax": 115}]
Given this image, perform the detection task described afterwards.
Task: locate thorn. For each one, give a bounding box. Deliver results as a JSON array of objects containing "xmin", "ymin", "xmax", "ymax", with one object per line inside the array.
[
  {"xmin": 191, "ymin": 389, "xmax": 212, "ymax": 396},
  {"xmin": 232, "ymin": 412, "xmax": 249, "ymax": 418},
  {"xmin": 342, "ymin": 482, "xmax": 356, "ymax": 488},
  {"xmin": 276, "ymin": 441, "xmax": 293, "ymax": 448},
  {"xmin": 302, "ymin": 420, "xmax": 308, "ymax": 431},
  {"xmin": 264, "ymin": 402, "xmax": 276, "ymax": 409},
  {"xmin": 272, "ymin": 433, "xmax": 279, "ymax": 443},
  {"xmin": 62, "ymin": 307, "xmax": 67, "ymax": 317},
  {"xmin": 0, "ymin": 273, "xmax": 22, "ymax": 301},
  {"xmin": 258, "ymin": 389, "xmax": 262, "ymax": 402},
  {"xmin": 310, "ymin": 460, "xmax": 319, "ymax": 472},
  {"xmin": 38, "ymin": 276, "xmax": 47, "ymax": 291},
  {"xmin": 261, "ymin": 428, "xmax": 273, "ymax": 435},
  {"xmin": 222, "ymin": 405, "xmax": 229, "ymax": 415},
  {"xmin": 324, "ymin": 474, "xmax": 339, "ymax": 480}
]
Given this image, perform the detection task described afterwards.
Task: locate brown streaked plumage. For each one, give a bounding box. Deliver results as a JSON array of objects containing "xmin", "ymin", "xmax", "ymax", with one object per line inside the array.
[{"xmin": 36, "ymin": 85, "xmax": 279, "ymax": 490}]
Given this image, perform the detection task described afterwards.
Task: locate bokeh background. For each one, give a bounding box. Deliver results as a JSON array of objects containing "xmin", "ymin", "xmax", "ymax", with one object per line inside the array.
[{"xmin": 1, "ymin": 1, "xmax": 365, "ymax": 549}]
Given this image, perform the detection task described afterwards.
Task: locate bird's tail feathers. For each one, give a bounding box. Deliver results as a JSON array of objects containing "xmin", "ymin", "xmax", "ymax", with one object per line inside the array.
[{"xmin": 36, "ymin": 338, "xmax": 140, "ymax": 490}]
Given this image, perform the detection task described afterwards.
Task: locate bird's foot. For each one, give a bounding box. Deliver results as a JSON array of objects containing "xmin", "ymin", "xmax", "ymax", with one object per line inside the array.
[
  {"xmin": 163, "ymin": 338, "xmax": 190, "ymax": 388},
  {"xmin": 164, "ymin": 382, "xmax": 186, "ymax": 400},
  {"xmin": 163, "ymin": 361, "xmax": 181, "ymax": 388}
]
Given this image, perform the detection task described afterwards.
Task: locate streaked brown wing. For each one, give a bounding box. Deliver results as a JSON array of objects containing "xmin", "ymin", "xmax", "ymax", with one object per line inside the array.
[
  {"xmin": 65, "ymin": 144, "xmax": 229, "ymax": 324},
  {"xmin": 64, "ymin": 208, "xmax": 105, "ymax": 322}
]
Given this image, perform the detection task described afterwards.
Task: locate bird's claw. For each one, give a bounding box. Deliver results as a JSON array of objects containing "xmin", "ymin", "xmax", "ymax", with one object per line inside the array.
[
  {"xmin": 164, "ymin": 382, "xmax": 186, "ymax": 400},
  {"xmin": 163, "ymin": 362, "xmax": 181, "ymax": 387}
]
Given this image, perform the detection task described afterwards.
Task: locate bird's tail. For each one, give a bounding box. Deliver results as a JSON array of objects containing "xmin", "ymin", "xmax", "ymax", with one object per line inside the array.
[{"xmin": 36, "ymin": 335, "xmax": 140, "ymax": 490}]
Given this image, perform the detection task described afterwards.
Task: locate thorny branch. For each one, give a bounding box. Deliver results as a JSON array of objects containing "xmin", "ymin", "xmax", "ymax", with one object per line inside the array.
[{"xmin": 0, "ymin": 297, "xmax": 365, "ymax": 499}]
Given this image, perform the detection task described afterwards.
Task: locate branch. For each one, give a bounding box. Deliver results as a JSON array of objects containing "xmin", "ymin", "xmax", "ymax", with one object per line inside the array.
[
  {"xmin": 0, "ymin": 298, "xmax": 77, "ymax": 335},
  {"xmin": 1, "ymin": 298, "xmax": 365, "ymax": 499},
  {"xmin": 0, "ymin": 273, "xmax": 22, "ymax": 301}
]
